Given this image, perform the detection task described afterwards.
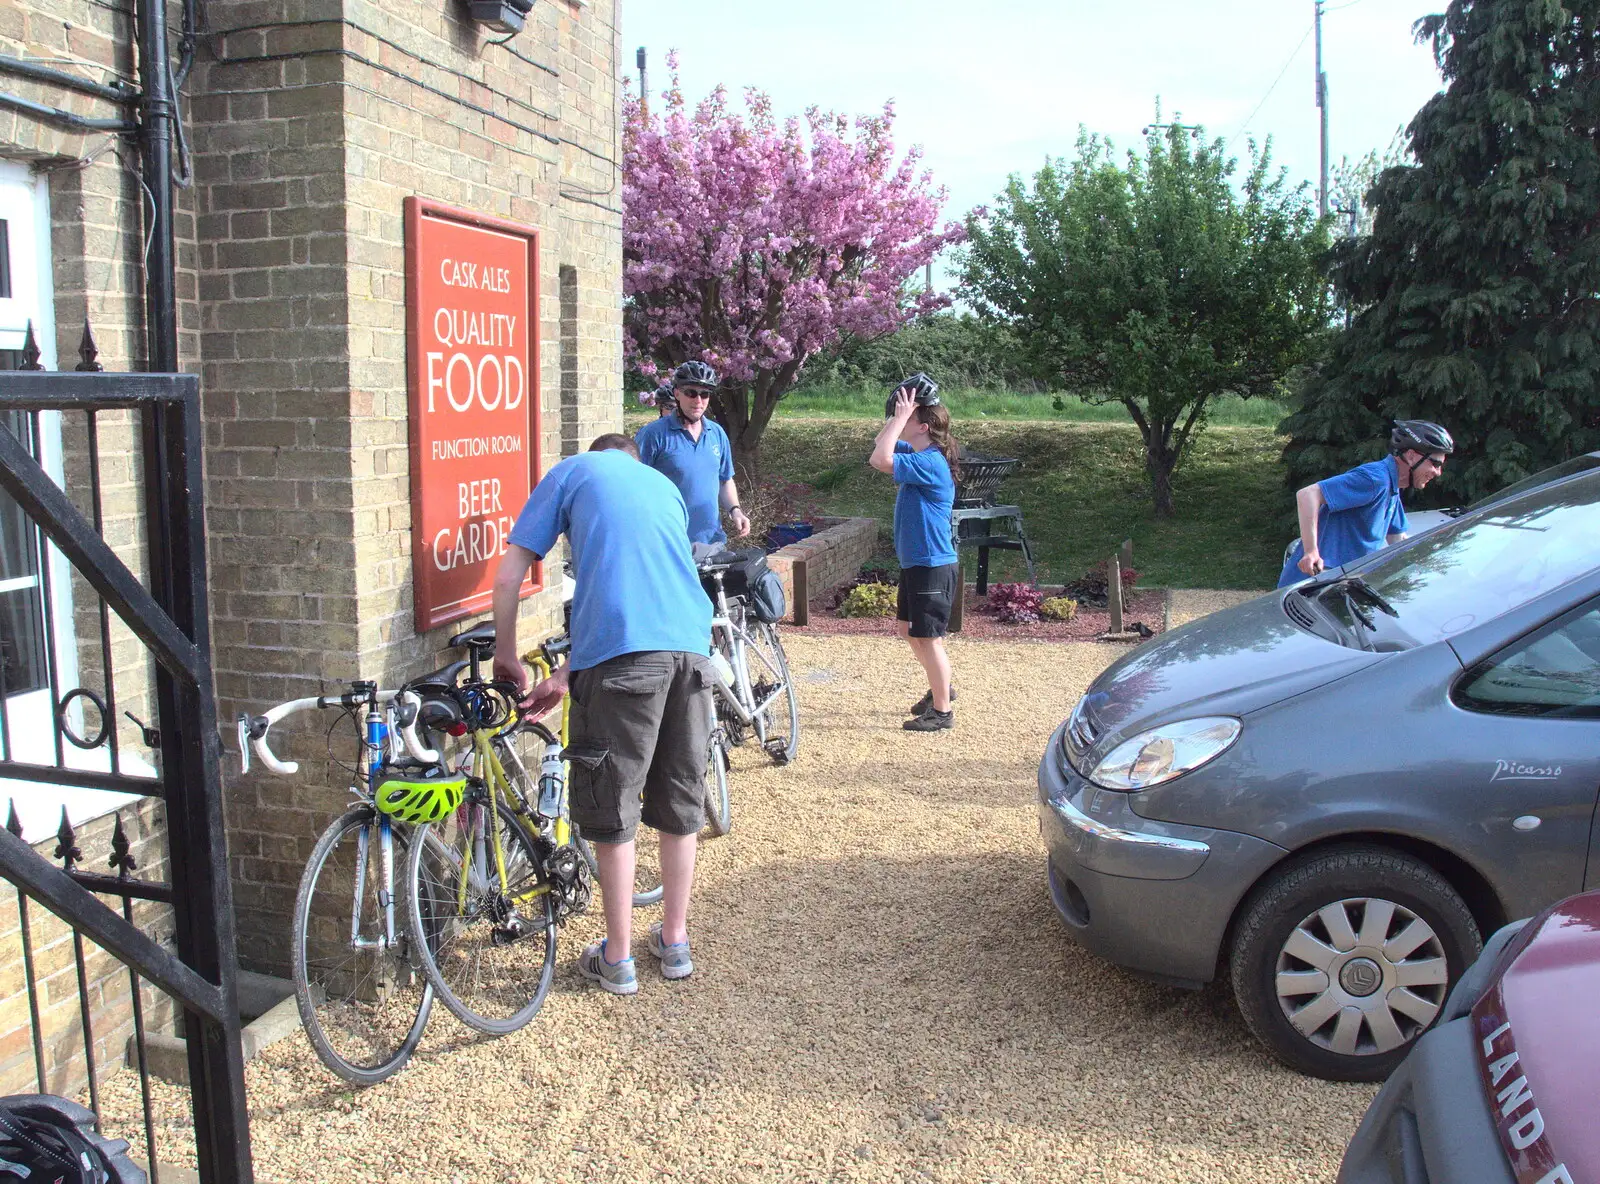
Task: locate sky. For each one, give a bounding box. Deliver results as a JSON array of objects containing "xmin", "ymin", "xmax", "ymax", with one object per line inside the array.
[{"xmin": 619, "ymin": 0, "xmax": 1447, "ymax": 289}]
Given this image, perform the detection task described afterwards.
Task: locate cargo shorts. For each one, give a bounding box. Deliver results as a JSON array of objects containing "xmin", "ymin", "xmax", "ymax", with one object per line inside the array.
[{"xmin": 563, "ymin": 650, "xmax": 713, "ymax": 844}]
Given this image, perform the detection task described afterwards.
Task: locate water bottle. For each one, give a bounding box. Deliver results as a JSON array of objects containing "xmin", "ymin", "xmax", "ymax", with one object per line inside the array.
[
  {"xmin": 709, "ymin": 650, "xmax": 736, "ymax": 691},
  {"xmin": 537, "ymin": 742, "xmax": 564, "ymax": 818}
]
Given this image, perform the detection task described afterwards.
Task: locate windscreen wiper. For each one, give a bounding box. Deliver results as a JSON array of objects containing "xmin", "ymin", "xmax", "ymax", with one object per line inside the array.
[{"xmin": 1314, "ymin": 575, "xmax": 1398, "ymax": 631}]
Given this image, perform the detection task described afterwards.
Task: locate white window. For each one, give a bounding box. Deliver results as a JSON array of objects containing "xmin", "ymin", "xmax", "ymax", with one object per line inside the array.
[{"xmin": 0, "ymin": 160, "xmax": 145, "ymax": 840}]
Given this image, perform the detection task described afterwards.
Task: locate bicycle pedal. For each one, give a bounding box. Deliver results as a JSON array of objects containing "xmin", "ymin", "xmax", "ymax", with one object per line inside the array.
[{"xmin": 764, "ymin": 741, "xmax": 791, "ymax": 765}]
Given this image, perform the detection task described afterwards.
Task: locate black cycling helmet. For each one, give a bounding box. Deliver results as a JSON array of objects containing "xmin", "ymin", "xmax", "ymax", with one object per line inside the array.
[
  {"xmin": 1390, "ymin": 419, "xmax": 1454, "ymax": 457},
  {"xmin": 1391, "ymin": 419, "xmax": 1454, "ymax": 491},
  {"xmin": 885, "ymin": 372, "xmax": 940, "ymax": 416},
  {"xmin": 0, "ymin": 1096, "xmax": 143, "ymax": 1184},
  {"xmin": 651, "ymin": 381, "xmax": 677, "ymax": 412},
  {"xmin": 673, "ymin": 360, "xmax": 719, "ymax": 389}
]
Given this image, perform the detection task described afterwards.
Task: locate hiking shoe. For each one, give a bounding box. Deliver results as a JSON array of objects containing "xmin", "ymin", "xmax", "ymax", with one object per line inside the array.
[
  {"xmin": 903, "ymin": 708, "xmax": 954, "ymax": 732},
  {"xmin": 909, "ymin": 687, "xmax": 957, "ymax": 716},
  {"xmin": 646, "ymin": 922, "xmax": 694, "ymax": 980},
  {"xmin": 578, "ymin": 940, "xmax": 638, "ymax": 995}
]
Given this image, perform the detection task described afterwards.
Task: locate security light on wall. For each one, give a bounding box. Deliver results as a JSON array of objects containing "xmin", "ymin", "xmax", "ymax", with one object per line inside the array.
[{"xmin": 470, "ymin": 0, "xmax": 533, "ymax": 35}]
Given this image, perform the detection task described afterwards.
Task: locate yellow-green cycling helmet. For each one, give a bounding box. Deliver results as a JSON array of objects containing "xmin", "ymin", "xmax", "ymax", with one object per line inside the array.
[{"xmin": 373, "ymin": 765, "xmax": 467, "ymax": 825}]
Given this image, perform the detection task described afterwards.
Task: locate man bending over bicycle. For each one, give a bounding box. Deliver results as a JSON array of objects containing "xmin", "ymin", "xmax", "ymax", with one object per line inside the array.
[{"xmin": 491, "ymin": 433, "xmax": 714, "ymax": 994}]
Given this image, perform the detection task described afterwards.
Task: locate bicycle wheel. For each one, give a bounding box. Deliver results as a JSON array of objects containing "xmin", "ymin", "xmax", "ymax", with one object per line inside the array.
[
  {"xmin": 291, "ymin": 806, "xmax": 434, "ymax": 1086},
  {"xmin": 746, "ymin": 621, "xmax": 799, "ymax": 764},
  {"xmin": 702, "ymin": 734, "xmax": 731, "ymax": 838},
  {"xmin": 406, "ymin": 803, "xmax": 557, "ymax": 1036},
  {"xmin": 632, "ymin": 827, "xmax": 664, "ymax": 908}
]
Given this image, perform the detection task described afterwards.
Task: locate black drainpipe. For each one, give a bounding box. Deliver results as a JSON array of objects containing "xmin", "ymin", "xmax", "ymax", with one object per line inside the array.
[{"xmin": 136, "ymin": 0, "xmax": 178, "ymax": 372}]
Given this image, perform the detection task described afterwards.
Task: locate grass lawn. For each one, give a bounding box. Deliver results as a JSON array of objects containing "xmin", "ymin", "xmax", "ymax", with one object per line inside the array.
[{"xmin": 759, "ymin": 417, "xmax": 1288, "ymax": 590}]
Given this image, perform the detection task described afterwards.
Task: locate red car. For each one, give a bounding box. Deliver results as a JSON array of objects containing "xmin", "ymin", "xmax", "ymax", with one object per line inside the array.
[{"xmin": 1339, "ymin": 890, "xmax": 1600, "ymax": 1184}]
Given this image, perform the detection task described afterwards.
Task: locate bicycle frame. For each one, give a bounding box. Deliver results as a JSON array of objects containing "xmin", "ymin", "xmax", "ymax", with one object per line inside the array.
[
  {"xmin": 705, "ymin": 574, "xmax": 784, "ymax": 734},
  {"xmin": 352, "ymin": 702, "xmax": 403, "ymax": 954},
  {"xmin": 431, "ymin": 692, "xmax": 566, "ymax": 919}
]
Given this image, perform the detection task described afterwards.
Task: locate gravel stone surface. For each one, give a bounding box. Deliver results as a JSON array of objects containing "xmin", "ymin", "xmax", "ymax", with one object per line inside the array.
[{"xmin": 95, "ymin": 629, "xmax": 1373, "ymax": 1182}]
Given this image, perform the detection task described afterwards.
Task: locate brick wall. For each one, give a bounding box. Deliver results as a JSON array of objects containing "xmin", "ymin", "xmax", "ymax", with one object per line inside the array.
[
  {"xmin": 0, "ymin": 799, "xmax": 178, "ymax": 1097},
  {"xmin": 766, "ymin": 516, "xmax": 881, "ymax": 621},
  {"xmin": 185, "ymin": 0, "xmax": 624, "ymax": 972},
  {"xmin": 6, "ymin": 0, "xmax": 621, "ymax": 976}
]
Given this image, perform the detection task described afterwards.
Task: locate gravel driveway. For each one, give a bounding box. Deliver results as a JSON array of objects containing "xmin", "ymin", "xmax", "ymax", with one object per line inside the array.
[{"xmin": 102, "ymin": 630, "xmax": 1373, "ymax": 1183}]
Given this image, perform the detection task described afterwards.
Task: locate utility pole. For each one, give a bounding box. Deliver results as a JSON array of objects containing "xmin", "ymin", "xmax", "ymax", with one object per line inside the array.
[
  {"xmin": 1315, "ymin": 0, "xmax": 1329, "ymax": 219},
  {"xmin": 637, "ymin": 46, "xmax": 648, "ymax": 114},
  {"xmin": 924, "ymin": 262, "xmax": 932, "ymax": 293}
]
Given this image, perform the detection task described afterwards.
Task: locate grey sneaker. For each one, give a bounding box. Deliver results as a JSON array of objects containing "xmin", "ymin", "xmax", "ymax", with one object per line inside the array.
[
  {"xmin": 578, "ymin": 940, "xmax": 638, "ymax": 995},
  {"xmin": 909, "ymin": 686, "xmax": 957, "ymax": 716},
  {"xmin": 903, "ymin": 708, "xmax": 954, "ymax": 732},
  {"xmin": 646, "ymin": 922, "xmax": 694, "ymax": 980}
]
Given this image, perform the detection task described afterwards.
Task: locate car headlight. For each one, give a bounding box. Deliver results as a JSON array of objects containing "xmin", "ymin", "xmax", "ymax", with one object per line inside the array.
[{"xmin": 1088, "ymin": 717, "xmax": 1241, "ymax": 791}]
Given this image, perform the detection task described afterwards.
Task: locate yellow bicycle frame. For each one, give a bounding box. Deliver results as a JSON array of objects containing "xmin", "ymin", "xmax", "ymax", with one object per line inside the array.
[
  {"xmin": 527, "ymin": 652, "xmax": 573, "ymax": 849},
  {"xmin": 446, "ymin": 693, "xmax": 565, "ymax": 914},
  {"xmin": 445, "ymin": 651, "xmax": 573, "ymax": 916}
]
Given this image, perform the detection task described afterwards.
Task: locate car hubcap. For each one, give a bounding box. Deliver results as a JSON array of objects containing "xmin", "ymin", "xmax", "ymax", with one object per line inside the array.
[{"xmin": 1274, "ymin": 896, "xmax": 1449, "ymax": 1057}]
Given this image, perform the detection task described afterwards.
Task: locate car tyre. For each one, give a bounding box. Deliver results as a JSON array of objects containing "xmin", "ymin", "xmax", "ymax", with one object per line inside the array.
[{"xmin": 1229, "ymin": 844, "xmax": 1481, "ymax": 1082}]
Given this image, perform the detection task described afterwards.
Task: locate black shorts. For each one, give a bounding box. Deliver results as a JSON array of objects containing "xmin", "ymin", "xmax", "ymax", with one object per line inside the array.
[{"xmin": 897, "ymin": 564, "xmax": 958, "ymax": 638}]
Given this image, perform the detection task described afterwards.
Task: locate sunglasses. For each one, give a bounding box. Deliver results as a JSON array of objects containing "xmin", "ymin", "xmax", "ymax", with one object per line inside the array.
[{"xmin": 676, "ymin": 388, "xmax": 713, "ymax": 400}]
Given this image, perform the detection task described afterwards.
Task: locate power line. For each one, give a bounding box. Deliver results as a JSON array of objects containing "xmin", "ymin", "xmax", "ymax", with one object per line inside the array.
[{"xmin": 1225, "ymin": 22, "xmax": 1314, "ymax": 151}]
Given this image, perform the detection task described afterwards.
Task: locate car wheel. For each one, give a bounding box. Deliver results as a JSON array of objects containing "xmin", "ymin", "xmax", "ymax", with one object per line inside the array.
[{"xmin": 1229, "ymin": 844, "xmax": 1481, "ymax": 1082}]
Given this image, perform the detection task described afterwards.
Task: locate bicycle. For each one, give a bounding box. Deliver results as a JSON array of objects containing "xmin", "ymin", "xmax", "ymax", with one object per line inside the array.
[
  {"xmin": 238, "ymin": 681, "xmax": 442, "ymax": 1086},
  {"xmin": 400, "ymin": 623, "xmax": 594, "ymax": 1036},
  {"xmin": 700, "ymin": 552, "xmax": 800, "ymax": 766}
]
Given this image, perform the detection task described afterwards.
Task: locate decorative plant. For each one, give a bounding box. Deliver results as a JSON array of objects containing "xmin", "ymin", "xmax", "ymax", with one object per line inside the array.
[
  {"xmin": 838, "ymin": 582, "xmax": 898, "ymax": 618},
  {"xmin": 988, "ymin": 582, "xmax": 1044, "ymax": 624},
  {"xmin": 1061, "ymin": 560, "xmax": 1139, "ymax": 607},
  {"xmin": 1040, "ymin": 596, "xmax": 1079, "ymax": 622}
]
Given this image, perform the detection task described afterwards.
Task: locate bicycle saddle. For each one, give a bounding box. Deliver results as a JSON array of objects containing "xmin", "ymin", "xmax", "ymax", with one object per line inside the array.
[
  {"xmin": 410, "ymin": 659, "xmax": 468, "ymax": 693},
  {"xmin": 448, "ymin": 623, "xmax": 496, "ymax": 650}
]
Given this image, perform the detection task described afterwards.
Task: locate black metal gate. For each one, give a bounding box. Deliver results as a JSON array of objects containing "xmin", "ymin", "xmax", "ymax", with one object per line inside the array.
[{"xmin": 0, "ymin": 365, "xmax": 252, "ymax": 1182}]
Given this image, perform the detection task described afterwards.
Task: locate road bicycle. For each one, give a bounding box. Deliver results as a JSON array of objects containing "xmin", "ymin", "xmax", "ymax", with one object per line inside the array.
[
  {"xmin": 399, "ymin": 624, "xmax": 594, "ymax": 1036},
  {"xmin": 238, "ymin": 681, "xmax": 441, "ymax": 1086},
  {"xmin": 700, "ymin": 552, "xmax": 800, "ymax": 766}
]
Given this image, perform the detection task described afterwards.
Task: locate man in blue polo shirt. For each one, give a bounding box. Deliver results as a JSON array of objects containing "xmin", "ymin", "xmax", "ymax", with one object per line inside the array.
[
  {"xmin": 492, "ymin": 433, "xmax": 712, "ymax": 995},
  {"xmin": 1279, "ymin": 420, "xmax": 1455, "ymax": 588},
  {"xmin": 634, "ymin": 361, "xmax": 750, "ymax": 545}
]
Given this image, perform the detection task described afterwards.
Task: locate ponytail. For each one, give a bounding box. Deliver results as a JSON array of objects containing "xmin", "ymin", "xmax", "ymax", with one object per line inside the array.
[{"xmin": 916, "ymin": 403, "xmax": 962, "ymax": 487}]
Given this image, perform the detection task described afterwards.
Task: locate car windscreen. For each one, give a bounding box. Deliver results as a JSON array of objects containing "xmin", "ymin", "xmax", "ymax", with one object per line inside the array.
[
  {"xmin": 1465, "ymin": 452, "xmax": 1600, "ymax": 512},
  {"xmin": 1308, "ymin": 473, "xmax": 1600, "ymax": 647}
]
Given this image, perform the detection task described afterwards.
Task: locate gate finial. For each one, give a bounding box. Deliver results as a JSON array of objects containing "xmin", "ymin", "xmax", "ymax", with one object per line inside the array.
[
  {"xmin": 53, "ymin": 807, "xmax": 81, "ymax": 869},
  {"xmin": 76, "ymin": 322, "xmax": 104, "ymax": 372},
  {"xmin": 19, "ymin": 320, "xmax": 45, "ymax": 370},
  {"xmin": 5, "ymin": 800, "xmax": 20, "ymax": 838},
  {"xmin": 109, "ymin": 814, "xmax": 137, "ymax": 875}
]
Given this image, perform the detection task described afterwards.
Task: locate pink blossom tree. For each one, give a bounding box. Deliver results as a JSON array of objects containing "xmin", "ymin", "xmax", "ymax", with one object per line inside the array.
[{"xmin": 624, "ymin": 62, "xmax": 966, "ymax": 478}]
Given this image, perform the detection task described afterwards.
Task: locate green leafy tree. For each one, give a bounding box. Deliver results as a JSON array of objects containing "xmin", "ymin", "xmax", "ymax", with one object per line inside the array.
[
  {"xmin": 960, "ymin": 122, "xmax": 1330, "ymax": 516},
  {"xmin": 1283, "ymin": 0, "xmax": 1600, "ymax": 505},
  {"xmin": 799, "ymin": 311, "xmax": 1046, "ymax": 392}
]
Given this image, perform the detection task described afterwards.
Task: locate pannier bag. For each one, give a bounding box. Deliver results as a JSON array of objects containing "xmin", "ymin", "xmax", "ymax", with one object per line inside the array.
[{"xmin": 714, "ymin": 548, "xmax": 787, "ymax": 624}]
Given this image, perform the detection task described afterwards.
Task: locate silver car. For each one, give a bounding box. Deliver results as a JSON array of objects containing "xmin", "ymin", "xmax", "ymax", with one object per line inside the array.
[{"xmin": 1041, "ymin": 467, "xmax": 1600, "ymax": 1081}]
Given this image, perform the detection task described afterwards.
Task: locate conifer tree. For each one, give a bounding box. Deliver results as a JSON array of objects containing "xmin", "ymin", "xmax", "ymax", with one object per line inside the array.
[{"xmin": 1283, "ymin": 0, "xmax": 1600, "ymax": 503}]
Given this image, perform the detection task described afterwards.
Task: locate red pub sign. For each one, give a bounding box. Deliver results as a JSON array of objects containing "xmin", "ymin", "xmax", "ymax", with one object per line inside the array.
[{"xmin": 405, "ymin": 198, "xmax": 541, "ymax": 631}]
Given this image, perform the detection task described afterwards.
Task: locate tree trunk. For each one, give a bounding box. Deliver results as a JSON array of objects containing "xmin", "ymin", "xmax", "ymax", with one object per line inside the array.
[
  {"xmin": 1147, "ymin": 444, "xmax": 1177, "ymax": 518},
  {"xmin": 732, "ymin": 431, "xmax": 762, "ymax": 490},
  {"xmin": 1145, "ymin": 428, "xmax": 1184, "ymax": 515}
]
